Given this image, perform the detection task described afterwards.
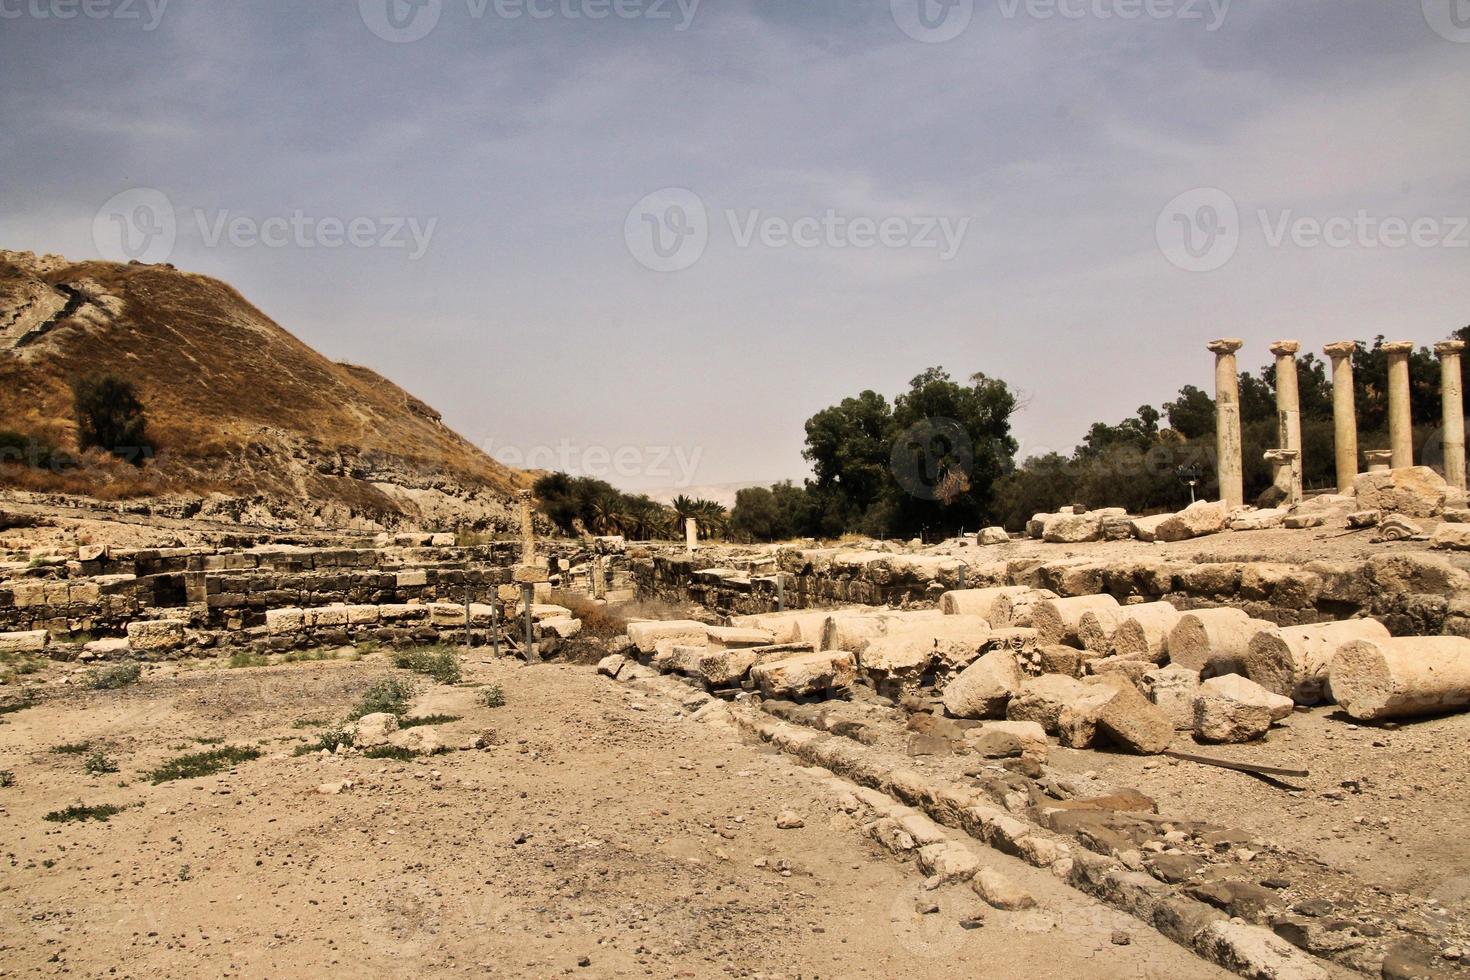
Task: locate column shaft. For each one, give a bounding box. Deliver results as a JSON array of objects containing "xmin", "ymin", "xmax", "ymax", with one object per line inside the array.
[
  {"xmin": 1438, "ymin": 341, "xmax": 1467, "ymax": 490},
  {"xmin": 1384, "ymin": 342, "xmax": 1414, "ymax": 469},
  {"xmin": 1208, "ymin": 339, "xmax": 1245, "ymax": 509},
  {"xmin": 1324, "ymin": 342, "xmax": 1359, "ymax": 493}
]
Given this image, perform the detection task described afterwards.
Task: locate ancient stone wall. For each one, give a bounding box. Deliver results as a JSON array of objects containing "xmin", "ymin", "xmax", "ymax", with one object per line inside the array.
[{"xmin": 633, "ymin": 548, "xmax": 1470, "ymax": 639}]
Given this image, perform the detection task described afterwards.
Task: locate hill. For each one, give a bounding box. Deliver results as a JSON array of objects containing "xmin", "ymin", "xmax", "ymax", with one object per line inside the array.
[{"xmin": 0, "ymin": 251, "xmax": 530, "ymax": 531}]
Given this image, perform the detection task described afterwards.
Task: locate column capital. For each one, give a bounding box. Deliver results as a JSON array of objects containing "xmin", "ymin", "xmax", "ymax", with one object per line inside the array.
[
  {"xmin": 1323, "ymin": 341, "xmax": 1357, "ymax": 359},
  {"xmin": 1207, "ymin": 338, "xmax": 1244, "ymax": 355},
  {"xmin": 1382, "ymin": 340, "xmax": 1415, "ymax": 356},
  {"xmin": 1436, "ymin": 340, "xmax": 1466, "ymax": 357},
  {"xmin": 516, "ymin": 488, "xmax": 533, "ymax": 501},
  {"xmin": 1268, "ymin": 340, "xmax": 1301, "ymax": 357}
]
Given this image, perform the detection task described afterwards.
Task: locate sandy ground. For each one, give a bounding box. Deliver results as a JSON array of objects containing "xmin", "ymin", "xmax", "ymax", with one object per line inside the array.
[{"xmin": 0, "ymin": 654, "xmax": 1231, "ymax": 979}]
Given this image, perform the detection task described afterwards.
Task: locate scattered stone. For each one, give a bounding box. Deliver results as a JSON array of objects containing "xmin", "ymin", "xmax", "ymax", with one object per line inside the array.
[
  {"xmin": 1154, "ymin": 500, "xmax": 1228, "ymax": 543},
  {"xmin": 971, "ymin": 867, "xmax": 1036, "ymax": 910},
  {"xmin": 749, "ymin": 651, "xmax": 856, "ymax": 698},
  {"xmin": 966, "ymin": 720, "xmax": 1048, "ymax": 759},
  {"xmin": 1283, "ymin": 514, "xmax": 1325, "ymax": 529},
  {"xmin": 941, "ymin": 649, "xmax": 1022, "ymax": 719},
  {"xmin": 978, "ymin": 527, "xmax": 1010, "ymax": 545},
  {"xmin": 1110, "ymin": 930, "xmax": 1131, "ymax": 946},
  {"xmin": 775, "ymin": 810, "xmax": 805, "ymax": 830},
  {"xmin": 917, "ymin": 842, "xmax": 980, "ymax": 883},
  {"xmin": 1005, "ymin": 674, "xmax": 1087, "ymax": 733},
  {"xmin": 316, "ymin": 780, "xmax": 353, "ymax": 795},
  {"xmin": 1144, "ymin": 664, "xmax": 1202, "ymax": 731},
  {"xmin": 1193, "ymin": 674, "xmax": 1291, "ymax": 743},
  {"xmin": 351, "ymin": 712, "xmax": 399, "ymax": 748},
  {"xmin": 1354, "ymin": 466, "xmax": 1448, "ymax": 518}
]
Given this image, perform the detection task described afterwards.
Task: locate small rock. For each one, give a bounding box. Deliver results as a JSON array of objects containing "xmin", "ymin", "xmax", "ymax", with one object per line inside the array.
[
  {"xmin": 776, "ymin": 810, "xmax": 805, "ymax": 830},
  {"xmin": 971, "ymin": 867, "xmax": 1036, "ymax": 911},
  {"xmin": 1111, "ymin": 930, "xmax": 1131, "ymax": 946}
]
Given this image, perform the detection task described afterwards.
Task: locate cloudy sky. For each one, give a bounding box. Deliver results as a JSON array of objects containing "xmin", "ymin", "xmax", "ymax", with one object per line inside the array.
[{"xmin": 3, "ymin": 0, "xmax": 1468, "ymax": 494}]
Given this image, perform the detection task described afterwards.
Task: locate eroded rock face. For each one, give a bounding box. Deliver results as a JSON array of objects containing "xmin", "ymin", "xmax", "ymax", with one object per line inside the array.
[{"xmin": 1353, "ymin": 466, "xmax": 1448, "ymax": 518}]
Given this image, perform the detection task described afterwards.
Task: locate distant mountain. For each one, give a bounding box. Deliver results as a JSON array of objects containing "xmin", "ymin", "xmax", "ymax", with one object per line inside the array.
[{"xmin": 0, "ymin": 250, "xmax": 531, "ymax": 531}]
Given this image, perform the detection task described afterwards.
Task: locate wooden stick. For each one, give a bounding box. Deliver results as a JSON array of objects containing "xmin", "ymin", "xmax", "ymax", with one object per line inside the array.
[{"xmin": 1163, "ymin": 749, "xmax": 1308, "ymax": 779}]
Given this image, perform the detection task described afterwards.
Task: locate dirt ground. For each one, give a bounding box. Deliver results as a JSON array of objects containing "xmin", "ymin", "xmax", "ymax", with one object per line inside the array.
[{"xmin": 0, "ymin": 653, "xmax": 1233, "ymax": 979}]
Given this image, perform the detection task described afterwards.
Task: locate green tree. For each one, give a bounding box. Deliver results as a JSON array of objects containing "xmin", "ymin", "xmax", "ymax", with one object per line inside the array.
[{"xmin": 72, "ymin": 376, "xmax": 153, "ymax": 465}]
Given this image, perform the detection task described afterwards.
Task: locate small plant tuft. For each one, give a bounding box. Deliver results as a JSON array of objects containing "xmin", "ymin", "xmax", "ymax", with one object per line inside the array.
[
  {"xmin": 479, "ymin": 685, "xmax": 506, "ymax": 709},
  {"xmin": 348, "ymin": 677, "xmax": 416, "ymax": 719},
  {"xmin": 52, "ymin": 741, "xmax": 93, "ymax": 755},
  {"xmin": 227, "ymin": 651, "xmax": 270, "ymax": 669},
  {"xmin": 148, "ymin": 745, "xmax": 262, "ymax": 784},
  {"xmin": 391, "ymin": 647, "xmax": 463, "ymax": 685},
  {"xmin": 88, "ymin": 661, "xmax": 141, "ymax": 690},
  {"xmin": 83, "ymin": 752, "xmax": 119, "ymax": 775},
  {"xmin": 0, "ymin": 769, "xmax": 14, "ymax": 787}
]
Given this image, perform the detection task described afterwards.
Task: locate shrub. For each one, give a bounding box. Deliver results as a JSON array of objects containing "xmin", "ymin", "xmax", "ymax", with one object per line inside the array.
[
  {"xmin": 292, "ymin": 728, "xmax": 354, "ymax": 756},
  {"xmin": 361, "ymin": 745, "xmax": 418, "ymax": 761},
  {"xmin": 52, "ymin": 741, "xmax": 93, "ymax": 755},
  {"xmin": 148, "ymin": 745, "xmax": 262, "ymax": 784},
  {"xmin": 347, "ymin": 677, "xmax": 416, "ymax": 719},
  {"xmin": 479, "ymin": 685, "xmax": 505, "ymax": 709},
  {"xmin": 398, "ymin": 713, "xmax": 460, "ymax": 729},
  {"xmin": 228, "ymin": 651, "xmax": 270, "ymax": 669},
  {"xmin": 45, "ymin": 802, "xmax": 127, "ymax": 823},
  {"xmin": 0, "ymin": 769, "xmax": 14, "ymax": 787},
  {"xmin": 391, "ymin": 647, "xmax": 462, "ymax": 685},
  {"xmin": 88, "ymin": 661, "xmax": 141, "ymax": 690},
  {"xmin": 83, "ymin": 752, "xmax": 119, "ymax": 775},
  {"xmin": 72, "ymin": 376, "xmax": 154, "ymax": 465}
]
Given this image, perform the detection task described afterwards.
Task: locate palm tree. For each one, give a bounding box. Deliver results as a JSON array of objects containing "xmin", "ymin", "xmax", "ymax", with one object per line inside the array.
[
  {"xmin": 692, "ymin": 498, "xmax": 729, "ymax": 540},
  {"xmin": 670, "ymin": 494, "xmax": 699, "ymax": 536}
]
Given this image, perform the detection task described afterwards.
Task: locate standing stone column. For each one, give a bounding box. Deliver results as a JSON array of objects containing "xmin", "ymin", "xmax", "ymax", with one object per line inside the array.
[
  {"xmin": 1324, "ymin": 342, "xmax": 1359, "ymax": 493},
  {"xmin": 1269, "ymin": 340, "xmax": 1304, "ymax": 503},
  {"xmin": 1436, "ymin": 340, "xmax": 1467, "ymax": 490},
  {"xmin": 517, "ymin": 489, "xmax": 535, "ymax": 563},
  {"xmin": 684, "ymin": 517, "xmax": 698, "ymax": 554},
  {"xmin": 1207, "ymin": 339, "xmax": 1245, "ymax": 510},
  {"xmin": 1383, "ymin": 341, "xmax": 1415, "ymax": 469}
]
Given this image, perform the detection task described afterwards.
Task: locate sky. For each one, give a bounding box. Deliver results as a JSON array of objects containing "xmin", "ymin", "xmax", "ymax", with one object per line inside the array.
[{"xmin": 3, "ymin": 0, "xmax": 1469, "ymax": 496}]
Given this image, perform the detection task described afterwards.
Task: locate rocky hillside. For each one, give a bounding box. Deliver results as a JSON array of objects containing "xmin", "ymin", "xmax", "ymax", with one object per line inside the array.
[{"xmin": 0, "ymin": 251, "xmax": 531, "ymax": 531}]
